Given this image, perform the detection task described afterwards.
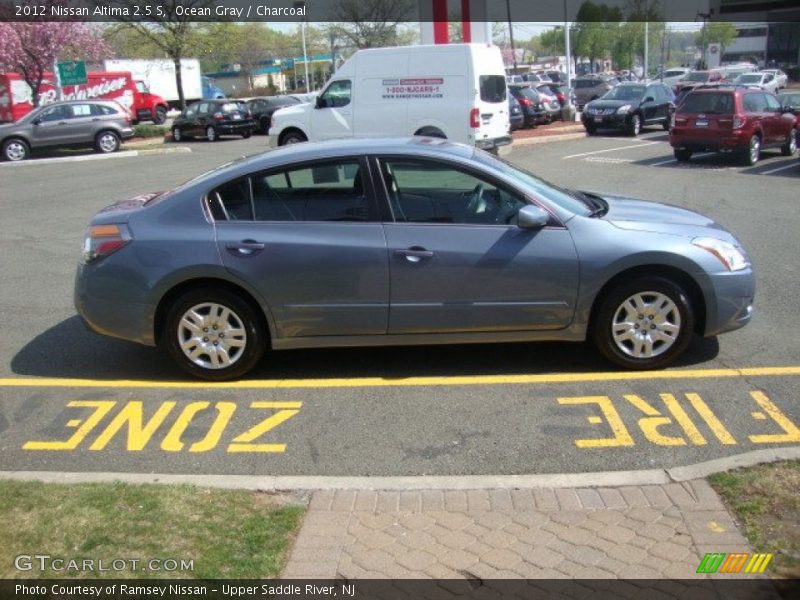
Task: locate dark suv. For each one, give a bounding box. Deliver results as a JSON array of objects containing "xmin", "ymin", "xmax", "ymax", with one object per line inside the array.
[
  {"xmin": 171, "ymin": 100, "xmax": 256, "ymax": 142},
  {"xmin": 670, "ymin": 88, "xmax": 797, "ymax": 165},
  {"xmin": 582, "ymin": 82, "xmax": 674, "ymax": 136}
]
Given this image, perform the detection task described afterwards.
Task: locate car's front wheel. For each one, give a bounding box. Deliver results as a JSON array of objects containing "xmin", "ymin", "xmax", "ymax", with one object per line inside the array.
[
  {"xmin": 162, "ymin": 288, "xmax": 265, "ymax": 381},
  {"xmin": 242, "ymin": 131, "xmax": 252, "ymax": 139},
  {"xmin": 592, "ymin": 276, "xmax": 695, "ymax": 370},
  {"xmin": 2, "ymin": 137, "xmax": 30, "ymax": 161},
  {"xmin": 627, "ymin": 114, "xmax": 641, "ymax": 136},
  {"xmin": 95, "ymin": 130, "xmax": 121, "ymax": 154}
]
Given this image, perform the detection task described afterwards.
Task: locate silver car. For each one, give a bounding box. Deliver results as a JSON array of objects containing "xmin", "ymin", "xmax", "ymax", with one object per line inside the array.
[
  {"xmin": 75, "ymin": 138, "xmax": 755, "ymax": 380},
  {"xmin": 0, "ymin": 100, "xmax": 134, "ymax": 162}
]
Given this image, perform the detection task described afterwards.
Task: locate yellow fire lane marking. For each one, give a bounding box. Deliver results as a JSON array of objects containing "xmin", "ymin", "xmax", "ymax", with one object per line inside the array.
[{"xmin": 0, "ymin": 366, "xmax": 798, "ymax": 390}]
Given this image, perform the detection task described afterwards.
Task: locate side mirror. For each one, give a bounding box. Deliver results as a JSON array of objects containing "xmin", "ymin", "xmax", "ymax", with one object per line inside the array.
[
  {"xmin": 644, "ymin": 96, "xmax": 655, "ymax": 103},
  {"xmin": 32, "ymin": 119, "xmax": 41, "ymax": 126},
  {"xmin": 315, "ymin": 96, "xmax": 325, "ymax": 109},
  {"xmin": 517, "ymin": 205, "xmax": 550, "ymax": 229}
]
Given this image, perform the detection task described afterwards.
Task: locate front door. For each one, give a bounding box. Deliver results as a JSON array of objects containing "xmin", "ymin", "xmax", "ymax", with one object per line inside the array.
[
  {"xmin": 30, "ymin": 104, "xmax": 73, "ymax": 147},
  {"xmin": 310, "ymin": 79, "xmax": 353, "ymax": 141},
  {"xmin": 212, "ymin": 156, "xmax": 389, "ymax": 339},
  {"xmin": 377, "ymin": 157, "xmax": 580, "ymax": 334}
]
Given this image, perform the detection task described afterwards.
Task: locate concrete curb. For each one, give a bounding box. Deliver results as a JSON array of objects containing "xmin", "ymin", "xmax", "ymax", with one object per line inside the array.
[
  {"xmin": 2, "ymin": 447, "xmax": 797, "ymax": 491},
  {"xmin": 512, "ymin": 131, "xmax": 586, "ymax": 146},
  {"xmin": 0, "ymin": 146, "xmax": 191, "ymax": 167}
]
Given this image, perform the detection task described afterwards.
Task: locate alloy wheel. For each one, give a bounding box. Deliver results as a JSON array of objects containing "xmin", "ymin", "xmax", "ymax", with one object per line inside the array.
[
  {"xmin": 611, "ymin": 291, "xmax": 682, "ymax": 359},
  {"xmin": 177, "ymin": 302, "xmax": 247, "ymax": 370}
]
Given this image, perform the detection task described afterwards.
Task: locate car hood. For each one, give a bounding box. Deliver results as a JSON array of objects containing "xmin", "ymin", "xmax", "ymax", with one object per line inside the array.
[
  {"xmin": 587, "ymin": 98, "xmax": 641, "ymax": 110},
  {"xmin": 272, "ymin": 103, "xmax": 309, "ymax": 122},
  {"xmin": 592, "ymin": 193, "xmax": 735, "ymax": 241}
]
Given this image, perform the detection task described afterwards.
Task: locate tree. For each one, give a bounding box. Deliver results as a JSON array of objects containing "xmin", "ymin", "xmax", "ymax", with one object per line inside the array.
[
  {"xmin": 95, "ymin": 0, "xmax": 211, "ymax": 109},
  {"xmin": 328, "ymin": 0, "xmax": 417, "ymax": 49},
  {"xmin": 571, "ymin": 2, "xmax": 622, "ymax": 73},
  {"xmin": 0, "ymin": 21, "xmax": 110, "ymax": 107},
  {"xmin": 695, "ymin": 22, "xmax": 737, "ymax": 56},
  {"xmin": 539, "ymin": 28, "xmax": 565, "ymax": 58}
]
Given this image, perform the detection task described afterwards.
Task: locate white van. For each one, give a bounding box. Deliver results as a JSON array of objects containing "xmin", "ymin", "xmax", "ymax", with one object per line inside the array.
[{"xmin": 268, "ymin": 43, "xmax": 511, "ymax": 151}]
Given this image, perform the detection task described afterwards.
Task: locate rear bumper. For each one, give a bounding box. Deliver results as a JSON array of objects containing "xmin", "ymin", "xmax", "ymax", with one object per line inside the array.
[
  {"xmin": 216, "ymin": 122, "xmax": 256, "ymax": 135},
  {"xmin": 475, "ymin": 135, "xmax": 513, "ymax": 150},
  {"xmin": 670, "ymin": 129, "xmax": 749, "ymax": 152}
]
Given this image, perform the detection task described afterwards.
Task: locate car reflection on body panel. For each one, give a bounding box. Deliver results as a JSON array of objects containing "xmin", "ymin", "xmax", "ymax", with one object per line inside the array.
[{"xmin": 74, "ymin": 138, "xmax": 755, "ymax": 380}]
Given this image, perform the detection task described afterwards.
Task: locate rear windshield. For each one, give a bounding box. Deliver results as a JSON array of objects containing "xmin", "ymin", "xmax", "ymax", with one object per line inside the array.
[
  {"xmin": 664, "ymin": 70, "xmax": 687, "ymax": 77},
  {"xmin": 685, "ymin": 72, "xmax": 710, "ymax": 82},
  {"xmin": 604, "ymin": 85, "xmax": 646, "ymax": 100},
  {"xmin": 515, "ymin": 87, "xmax": 538, "ymax": 100},
  {"xmin": 220, "ymin": 103, "xmax": 244, "ymax": 113},
  {"xmin": 479, "ymin": 75, "xmax": 506, "ymax": 103},
  {"xmin": 574, "ymin": 79, "xmax": 597, "ymax": 89},
  {"xmin": 737, "ymin": 74, "xmax": 762, "ymax": 83},
  {"xmin": 679, "ymin": 92, "xmax": 734, "ymax": 114}
]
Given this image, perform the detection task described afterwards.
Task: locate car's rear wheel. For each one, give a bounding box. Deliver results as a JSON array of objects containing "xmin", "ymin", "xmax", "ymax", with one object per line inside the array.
[
  {"xmin": 2, "ymin": 138, "xmax": 30, "ymax": 162},
  {"xmin": 172, "ymin": 126, "xmax": 183, "ymax": 142},
  {"xmin": 674, "ymin": 148, "xmax": 692, "ymax": 162},
  {"xmin": 662, "ymin": 118, "xmax": 671, "ymax": 131},
  {"xmin": 259, "ymin": 117, "xmax": 270, "ymax": 134},
  {"xmin": 781, "ymin": 129, "xmax": 797, "ymax": 156},
  {"xmin": 162, "ymin": 288, "xmax": 265, "ymax": 381},
  {"xmin": 742, "ymin": 134, "xmax": 761, "ymax": 165},
  {"xmin": 95, "ymin": 131, "xmax": 120, "ymax": 154},
  {"xmin": 627, "ymin": 114, "xmax": 641, "ymax": 136},
  {"xmin": 206, "ymin": 126, "xmax": 218, "ymax": 142},
  {"xmin": 242, "ymin": 131, "xmax": 252, "ymax": 139},
  {"xmin": 592, "ymin": 276, "xmax": 694, "ymax": 370}
]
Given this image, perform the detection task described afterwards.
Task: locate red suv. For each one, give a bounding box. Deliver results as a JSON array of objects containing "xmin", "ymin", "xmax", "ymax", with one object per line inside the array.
[{"xmin": 669, "ymin": 87, "xmax": 797, "ymax": 165}]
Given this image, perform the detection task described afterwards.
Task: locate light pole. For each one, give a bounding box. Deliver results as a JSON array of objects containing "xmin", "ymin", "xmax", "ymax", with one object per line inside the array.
[
  {"xmin": 294, "ymin": 1, "xmax": 310, "ymax": 91},
  {"xmin": 697, "ymin": 12, "xmax": 711, "ymax": 70},
  {"xmin": 505, "ymin": 0, "xmax": 517, "ymax": 72},
  {"xmin": 564, "ymin": 0, "xmax": 572, "ymax": 93}
]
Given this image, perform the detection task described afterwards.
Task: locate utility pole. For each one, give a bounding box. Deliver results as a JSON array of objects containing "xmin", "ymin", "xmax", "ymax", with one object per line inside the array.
[
  {"xmin": 697, "ymin": 12, "xmax": 711, "ymax": 70},
  {"xmin": 506, "ymin": 0, "xmax": 517, "ymax": 72},
  {"xmin": 294, "ymin": 1, "xmax": 310, "ymax": 91},
  {"xmin": 564, "ymin": 0, "xmax": 572, "ymax": 92}
]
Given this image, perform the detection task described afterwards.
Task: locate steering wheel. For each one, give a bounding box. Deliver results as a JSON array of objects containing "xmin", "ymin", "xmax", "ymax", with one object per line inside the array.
[{"xmin": 466, "ymin": 183, "xmax": 485, "ymax": 217}]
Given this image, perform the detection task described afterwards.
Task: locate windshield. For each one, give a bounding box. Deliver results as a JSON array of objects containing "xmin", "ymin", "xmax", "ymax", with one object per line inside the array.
[
  {"xmin": 474, "ymin": 152, "xmax": 592, "ymax": 217},
  {"xmin": 664, "ymin": 70, "xmax": 686, "ymax": 78},
  {"xmin": 736, "ymin": 74, "xmax": 762, "ymax": 83},
  {"xmin": 685, "ymin": 72, "xmax": 710, "ymax": 82},
  {"xmin": 603, "ymin": 85, "xmax": 646, "ymax": 100}
]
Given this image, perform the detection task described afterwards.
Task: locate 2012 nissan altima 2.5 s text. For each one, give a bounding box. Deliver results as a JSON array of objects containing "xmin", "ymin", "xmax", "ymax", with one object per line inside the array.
[{"xmin": 74, "ymin": 138, "xmax": 755, "ymax": 380}]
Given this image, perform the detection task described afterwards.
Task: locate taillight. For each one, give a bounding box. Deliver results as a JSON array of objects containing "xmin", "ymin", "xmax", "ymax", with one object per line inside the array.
[
  {"xmin": 213, "ymin": 112, "xmax": 224, "ymax": 120},
  {"xmin": 518, "ymin": 97, "xmax": 532, "ymax": 106},
  {"xmin": 674, "ymin": 116, "xmax": 687, "ymax": 125},
  {"xmin": 82, "ymin": 224, "xmax": 131, "ymax": 263},
  {"xmin": 733, "ymin": 114, "xmax": 745, "ymax": 129},
  {"xmin": 470, "ymin": 107, "xmax": 480, "ymax": 128}
]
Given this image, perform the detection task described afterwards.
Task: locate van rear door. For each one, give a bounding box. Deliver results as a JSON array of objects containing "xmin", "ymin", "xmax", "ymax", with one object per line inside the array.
[{"xmin": 471, "ymin": 47, "xmax": 510, "ymax": 147}]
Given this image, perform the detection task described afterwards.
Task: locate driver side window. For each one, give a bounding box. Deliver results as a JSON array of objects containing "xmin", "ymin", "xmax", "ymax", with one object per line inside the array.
[
  {"xmin": 319, "ymin": 80, "xmax": 352, "ymax": 108},
  {"xmin": 380, "ymin": 159, "xmax": 526, "ymax": 225}
]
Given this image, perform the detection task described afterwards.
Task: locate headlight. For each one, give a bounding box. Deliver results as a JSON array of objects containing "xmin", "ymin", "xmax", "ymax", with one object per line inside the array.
[
  {"xmin": 617, "ymin": 104, "xmax": 632, "ymax": 114},
  {"xmin": 692, "ymin": 237, "xmax": 750, "ymax": 271}
]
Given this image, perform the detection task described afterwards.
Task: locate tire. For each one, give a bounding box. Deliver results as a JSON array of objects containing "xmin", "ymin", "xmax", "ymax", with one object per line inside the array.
[
  {"xmin": 162, "ymin": 287, "xmax": 266, "ymax": 381},
  {"xmin": 279, "ymin": 130, "xmax": 307, "ymax": 145},
  {"xmin": 674, "ymin": 148, "xmax": 692, "ymax": 162},
  {"xmin": 242, "ymin": 131, "xmax": 252, "ymax": 139},
  {"xmin": 662, "ymin": 118, "xmax": 671, "ymax": 131},
  {"xmin": 172, "ymin": 126, "xmax": 182, "ymax": 142},
  {"xmin": 584, "ymin": 123, "xmax": 597, "ymax": 135},
  {"xmin": 2, "ymin": 137, "xmax": 29, "ymax": 162},
  {"xmin": 153, "ymin": 106, "xmax": 167, "ymax": 125},
  {"xmin": 259, "ymin": 117, "xmax": 270, "ymax": 134},
  {"xmin": 94, "ymin": 130, "xmax": 120, "ymax": 154},
  {"xmin": 781, "ymin": 129, "xmax": 797, "ymax": 156},
  {"xmin": 741, "ymin": 134, "xmax": 761, "ymax": 166},
  {"xmin": 627, "ymin": 114, "xmax": 641, "ymax": 137},
  {"xmin": 206, "ymin": 126, "xmax": 218, "ymax": 142},
  {"xmin": 592, "ymin": 276, "xmax": 695, "ymax": 370}
]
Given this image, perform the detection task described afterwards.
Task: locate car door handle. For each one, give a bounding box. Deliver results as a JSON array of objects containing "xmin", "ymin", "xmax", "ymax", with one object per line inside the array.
[
  {"xmin": 394, "ymin": 248, "xmax": 434, "ymax": 263},
  {"xmin": 226, "ymin": 240, "xmax": 265, "ymax": 256}
]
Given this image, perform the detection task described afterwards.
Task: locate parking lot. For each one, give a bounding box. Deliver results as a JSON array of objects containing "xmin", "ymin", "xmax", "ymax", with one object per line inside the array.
[{"xmin": 0, "ymin": 133, "xmax": 797, "ymax": 479}]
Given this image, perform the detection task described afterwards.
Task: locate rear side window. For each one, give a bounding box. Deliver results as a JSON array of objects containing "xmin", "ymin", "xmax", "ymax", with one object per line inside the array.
[
  {"xmin": 91, "ymin": 104, "xmax": 118, "ymax": 116},
  {"xmin": 479, "ymin": 75, "xmax": 506, "ymax": 103},
  {"xmin": 743, "ymin": 93, "xmax": 768, "ymax": 112},
  {"xmin": 679, "ymin": 92, "xmax": 734, "ymax": 114}
]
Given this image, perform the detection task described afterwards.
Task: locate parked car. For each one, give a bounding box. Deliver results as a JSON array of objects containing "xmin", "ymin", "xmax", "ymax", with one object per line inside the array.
[
  {"xmin": 572, "ymin": 76, "xmax": 614, "ymax": 110},
  {"xmin": 733, "ymin": 72, "xmax": 780, "ymax": 94},
  {"xmin": 761, "ymin": 69, "xmax": 788, "ymax": 90},
  {"xmin": 171, "ymin": 100, "xmax": 256, "ymax": 142},
  {"xmin": 653, "ymin": 68, "xmax": 692, "ymax": 88},
  {"xmin": 0, "ymin": 99, "xmax": 133, "ymax": 162},
  {"xmin": 508, "ymin": 94, "xmax": 524, "ymax": 130},
  {"xmin": 536, "ymin": 83, "xmax": 573, "ymax": 108},
  {"xmin": 74, "ymin": 137, "xmax": 755, "ymax": 380},
  {"xmin": 670, "ymin": 87, "xmax": 797, "ymax": 165},
  {"xmin": 582, "ymin": 82, "xmax": 675, "ymax": 136},
  {"xmin": 247, "ymin": 96, "xmax": 302, "ymax": 134},
  {"xmin": 506, "ymin": 74, "xmax": 524, "ymax": 85},
  {"xmin": 546, "ymin": 71, "xmax": 567, "ymax": 84},
  {"xmin": 777, "ymin": 90, "xmax": 800, "ymax": 143},
  {"xmin": 673, "ymin": 70, "xmax": 725, "ymax": 96},
  {"xmin": 508, "ymin": 85, "xmax": 560, "ymax": 126},
  {"xmin": 533, "ymin": 84, "xmax": 564, "ymax": 119}
]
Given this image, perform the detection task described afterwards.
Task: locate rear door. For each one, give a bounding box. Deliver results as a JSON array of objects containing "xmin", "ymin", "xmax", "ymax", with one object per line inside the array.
[
  {"xmin": 212, "ymin": 156, "xmax": 389, "ymax": 339},
  {"xmin": 472, "ymin": 47, "xmax": 509, "ymax": 143}
]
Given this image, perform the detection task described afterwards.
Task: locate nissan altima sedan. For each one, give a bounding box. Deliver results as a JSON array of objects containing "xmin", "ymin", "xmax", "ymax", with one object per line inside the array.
[{"xmin": 75, "ymin": 138, "xmax": 755, "ymax": 380}]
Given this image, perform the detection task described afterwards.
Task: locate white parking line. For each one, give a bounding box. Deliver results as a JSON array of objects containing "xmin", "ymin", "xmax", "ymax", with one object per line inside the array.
[
  {"xmin": 651, "ymin": 158, "xmax": 676, "ymax": 166},
  {"xmin": 563, "ymin": 141, "xmax": 660, "ymax": 160},
  {"xmin": 759, "ymin": 162, "xmax": 800, "ymax": 175}
]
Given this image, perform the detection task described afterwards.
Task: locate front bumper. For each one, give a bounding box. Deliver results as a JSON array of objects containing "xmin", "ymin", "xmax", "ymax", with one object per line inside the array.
[
  {"xmin": 120, "ymin": 127, "xmax": 135, "ymax": 141},
  {"xmin": 582, "ymin": 112, "xmax": 629, "ymax": 129},
  {"xmin": 703, "ymin": 267, "xmax": 756, "ymax": 336},
  {"xmin": 268, "ymin": 134, "xmax": 279, "ymax": 148}
]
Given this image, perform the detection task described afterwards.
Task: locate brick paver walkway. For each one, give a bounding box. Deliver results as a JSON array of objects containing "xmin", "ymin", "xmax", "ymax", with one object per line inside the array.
[{"xmin": 282, "ymin": 481, "xmax": 751, "ymax": 579}]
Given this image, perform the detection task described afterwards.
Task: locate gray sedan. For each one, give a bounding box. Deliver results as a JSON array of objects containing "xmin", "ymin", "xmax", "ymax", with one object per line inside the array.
[{"xmin": 75, "ymin": 138, "xmax": 755, "ymax": 380}]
